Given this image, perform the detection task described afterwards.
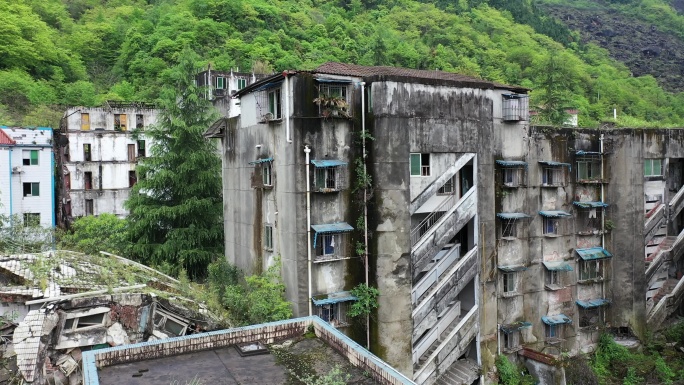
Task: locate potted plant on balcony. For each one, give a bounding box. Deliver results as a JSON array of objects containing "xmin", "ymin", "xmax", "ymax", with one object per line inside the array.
[{"xmin": 313, "ymin": 94, "xmax": 350, "ymax": 118}]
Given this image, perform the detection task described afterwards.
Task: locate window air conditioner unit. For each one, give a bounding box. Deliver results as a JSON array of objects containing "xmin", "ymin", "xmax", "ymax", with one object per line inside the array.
[{"xmin": 12, "ymin": 166, "xmax": 22, "ymax": 174}]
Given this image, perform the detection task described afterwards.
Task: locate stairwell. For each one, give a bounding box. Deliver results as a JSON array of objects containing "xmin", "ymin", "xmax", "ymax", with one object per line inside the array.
[
  {"xmin": 645, "ymin": 235, "xmax": 677, "ymax": 265},
  {"xmin": 434, "ymin": 359, "xmax": 479, "ymax": 385},
  {"xmin": 653, "ymin": 278, "xmax": 679, "ymax": 305}
]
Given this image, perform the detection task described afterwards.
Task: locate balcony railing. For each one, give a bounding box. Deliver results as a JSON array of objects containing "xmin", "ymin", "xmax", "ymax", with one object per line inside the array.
[
  {"xmin": 670, "ymin": 184, "xmax": 684, "ymax": 219},
  {"xmin": 412, "ymin": 244, "xmax": 461, "ymax": 305},
  {"xmin": 412, "ymin": 301, "xmax": 462, "ymax": 363}
]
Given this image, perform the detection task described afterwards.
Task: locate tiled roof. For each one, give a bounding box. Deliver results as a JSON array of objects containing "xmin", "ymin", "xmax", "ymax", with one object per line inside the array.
[
  {"xmin": 314, "ymin": 62, "xmax": 527, "ymax": 92},
  {"xmin": 14, "ymin": 310, "xmax": 50, "ymax": 382},
  {"xmin": 0, "ymin": 128, "xmax": 16, "ymax": 145}
]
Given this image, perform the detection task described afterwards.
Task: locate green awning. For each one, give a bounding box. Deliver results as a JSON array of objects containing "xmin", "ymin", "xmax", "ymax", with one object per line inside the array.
[
  {"xmin": 497, "ymin": 213, "xmax": 531, "ymax": 220},
  {"xmin": 500, "ymin": 321, "xmax": 532, "ymax": 334},
  {"xmin": 573, "ymin": 201, "xmax": 608, "ymax": 209},
  {"xmin": 539, "ymin": 211, "xmax": 572, "ymax": 218},
  {"xmin": 576, "ymin": 299, "xmax": 610, "ymax": 308},
  {"xmin": 498, "ymin": 265, "xmax": 527, "ymax": 272},
  {"xmin": 312, "ymin": 291, "xmax": 357, "ymax": 306},
  {"xmin": 496, "ymin": 160, "xmax": 527, "ymax": 167},
  {"xmin": 311, "ymin": 159, "xmax": 347, "ymax": 167},
  {"xmin": 576, "ymin": 247, "xmax": 612, "ymax": 261},
  {"xmin": 539, "ymin": 161, "xmax": 571, "ymax": 168},
  {"xmin": 311, "ymin": 222, "xmax": 354, "ymax": 248},
  {"xmin": 543, "ymin": 261, "xmax": 573, "ymax": 272},
  {"xmin": 542, "ymin": 314, "xmax": 572, "ymax": 325},
  {"xmin": 249, "ymin": 157, "xmax": 273, "ymax": 165}
]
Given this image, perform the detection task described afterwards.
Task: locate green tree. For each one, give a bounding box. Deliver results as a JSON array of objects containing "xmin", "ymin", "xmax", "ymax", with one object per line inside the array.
[
  {"xmin": 57, "ymin": 213, "xmax": 130, "ymax": 255},
  {"xmin": 125, "ymin": 46, "xmax": 223, "ymax": 278}
]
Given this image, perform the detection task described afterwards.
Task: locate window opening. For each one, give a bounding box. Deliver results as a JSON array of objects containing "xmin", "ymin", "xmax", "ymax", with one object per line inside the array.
[
  {"xmin": 501, "ymin": 219, "xmax": 517, "ymax": 238},
  {"xmin": 215, "ymin": 76, "xmax": 226, "ymax": 89},
  {"xmin": 85, "ymin": 199, "xmax": 94, "ymax": 215},
  {"xmin": 23, "ymin": 213, "xmax": 40, "ymax": 227},
  {"xmin": 542, "ymin": 167, "xmax": 564, "ymax": 186},
  {"xmin": 81, "ymin": 113, "xmax": 90, "ymax": 130},
  {"xmin": 410, "ymin": 153, "xmax": 430, "ymax": 176},
  {"xmin": 315, "ymin": 302, "xmax": 351, "ymax": 327},
  {"xmin": 580, "ymin": 260, "xmax": 603, "ymax": 280},
  {"xmin": 262, "ymin": 163, "xmax": 272, "ymax": 186},
  {"xmin": 83, "ymin": 144, "xmax": 91, "ymax": 161},
  {"xmin": 136, "ymin": 114, "xmax": 144, "ymax": 129},
  {"xmin": 23, "ymin": 150, "xmax": 38, "ymax": 166},
  {"xmin": 84, "ymin": 172, "xmax": 93, "ymax": 190},
  {"xmin": 23, "ymin": 182, "xmax": 39, "ymax": 197},
  {"xmin": 644, "ymin": 159, "xmax": 663, "ymax": 177},
  {"xmin": 237, "ymin": 78, "xmax": 247, "ymax": 90},
  {"xmin": 543, "ymin": 217, "xmax": 559, "ymax": 235},
  {"xmin": 502, "ymin": 272, "xmax": 516, "ymax": 293},
  {"xmin": 502, "ymin": 94, "xmax": 529, "ymax": 122},
  {"xmin": 114, "ymin": 114, "xmax": 127, "ymax": 131},
  {"xmin": 312, "ymin": 160, "xmax": 347, "ymax": 192},
  {"xmin": 268, "ymin": 89, "xmax": 282, "ymax": 120},
  {"xmin": 579, "ymin": 307, "xmax": 601, "ymax": 328},
  {"xmin": 137, "ymin": 140, "xmax": 146, "ymax": 158},
  {"xmin": 264, "ymin": 224, "xmax": 273, "ymax": 251},
  {"xmin": 128, "ymin": 144, "xmax": 136, "ymax": 162},
  {"xmin": 503, "ymin": 331, "xmax": 520, "ymax": 352},
  {"xmin": 129, "ymin": 170, "xmax": 137, "ymax": 187},
  {"xmin": 438, "ymin": 177, "xmax": 456, "ymax": 195},
  {"xmin": 153, "ymin": 309, "xmax": 189, "ymax": 336}
]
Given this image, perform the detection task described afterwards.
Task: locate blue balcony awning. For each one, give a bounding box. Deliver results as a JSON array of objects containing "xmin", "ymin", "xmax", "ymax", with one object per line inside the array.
[
  {"xmin": 315, "ymin": 77, "xmax": 353, "ymax": 84},
  {"xmin": 497, "ymin": 213, "xmax": 531, "ymax": 220},
  {"xmin": 543, "ymin": 261, "xmax": 573, "ymax": 272},
  {"xmin": 576, "ymin": 151, "xmax": 601, "ymax": 156},
  {"xmin": 311, "ymin": 222, "xmax": 354, "ymax": 247},
  {"xmin": 498, "ymin": 265, "xmax": 527, "ymax": 272},
  {"xmin": 500, "ymin": 321, "xmax": 532, "ymax": 334},
  {"xmin": 542, "ymin": 314, "xmax": 572, "ymax": 325},
  {"xmin": 311, "ymin": 159, "xmax": 347, "ymax": 168},
  {"xmin": 573, "ymin": 201, "xmax": 608, "ymax": 209},
  {"xmin": 576, "ymin": 247, "xmax": 613, "ymax": 261},
  {"xmin": 539, "ymin": 210, "xmax": 572, "ymax": 218},
  {"xmin": 312, "ymin": 291, "xmax": 357, "ymax": 306},
  {"xmin": 539, "ymin": 161, "xmax": 571, "ymax": 168},
  {"xmin": 248, "ymin": 157, "xmax": 273, "ymax": 165},
  {"xmin": 496, "ymin": 160, "xmax": 527, "ymax": 167},
  {"xmin": 576, "ymin": 298, "xmax": 610, "ymax": 308}
]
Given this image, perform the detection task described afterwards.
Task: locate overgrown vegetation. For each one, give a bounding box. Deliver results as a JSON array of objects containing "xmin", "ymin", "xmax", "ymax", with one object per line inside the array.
[
  {"xmin": 347, "ymin": 283, "xmax": 379, "ymax": 319},
  {"xmin": 57, "ymin": 213, "xmax": 129, "ymax": 256},
  {"xmin": 495, "ymin": 354, "xmax": 534, "ymax": 385},
  {"xmin": 298, "ymin": 365, "xmax": 351, "ymax": 385}
]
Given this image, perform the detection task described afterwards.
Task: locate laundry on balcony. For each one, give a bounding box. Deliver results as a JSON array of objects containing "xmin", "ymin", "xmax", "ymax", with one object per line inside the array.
[
  {"xmin": 541, "ymin": 314, "xmax": 572, "ymax": 325},
  {"xmin": 311, "ymin": 222, "xmax": 353, "ymax": 248},
  {"xmin": 542, "ymin": 261, "xmax": 573, "ymax": 271},
  {"xmin": 575, "ymin": 247, "xmax": 613, "ymax": 260},
  {"xmin": 497, "ymin": 265, "xmax": 527, "ymax": 272},
  {"xmin": 495, "ymin": 160, "xmax": 527, "ymax": 167},
  {"xmin": 496, "ymin": 213, "xmax": 531, "ymax": 219},
  {"xmin": 538, "ymin": 211, "xmax": 572, "ymax": 218},
  {"xmin": 500, "ymin": 321, "xmax": 532, "ymax": 333},
  {"xmin": 576, "ymin": 298, "xmax": 610, "ymax": 308},
  {"xmin": 248, "ymin": 157, "xmax": 273, "ymax": 165},
  {"xmin": 572, "ymin": 201, "xmax": 608, "ymax": 209}
]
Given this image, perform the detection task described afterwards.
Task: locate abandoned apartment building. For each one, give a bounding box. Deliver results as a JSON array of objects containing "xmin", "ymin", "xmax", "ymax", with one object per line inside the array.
[
  {"xmin": 0, "ymin": 126, "xmax": 55, "ymax": 227},
  {"xmin": 207, "ymin": 61, "xmax": 684, "ymax": 385},
  {"xmin": 195, "ymin": 67, "xmax": 269, "ymax": 118},
  {"xmin": 0, "ymin": 250, "xmax": 216, "ymax": 384},
  {"xmin": 57, "ymin": 102, "xmax": 160, "ymax": 226}
]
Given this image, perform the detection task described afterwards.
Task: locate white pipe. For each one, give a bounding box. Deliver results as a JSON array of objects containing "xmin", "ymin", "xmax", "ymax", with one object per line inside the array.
[
  {"xmin": 600, "ymin": 134, "xmax": 606, "ymax": 300},
  {"xmin": 361, "ymin": 82, "xmax": 370, "ymax": 349},
  {"xmin": 284, "ymin": 72, "xmax": 292, "ymax": 143},
  {"xmin": 305, "ymin": 145, "xmax": 312, "ymax": 316}
]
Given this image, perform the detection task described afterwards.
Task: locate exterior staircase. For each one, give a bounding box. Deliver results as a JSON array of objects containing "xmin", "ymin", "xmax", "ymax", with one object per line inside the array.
[
  {"xmin": 646, "ymin": 235, "xmax": 677, "ymax": 265},
  {"xmin": 653, "ymin": 278, "xmax": 679, "ymax": 305},
  {"xmin": 415, "ymin": 307, "xmax": 462, "ymax": 369},
  {"xmin": 434, "ymin": 359, "xmax": 479, "ymax": 385}
]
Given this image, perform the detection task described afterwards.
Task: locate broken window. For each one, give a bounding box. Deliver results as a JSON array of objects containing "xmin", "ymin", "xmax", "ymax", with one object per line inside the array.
[
  {"xmin": 574, "ymin": 202, "xmax": 607, "ymax": 235},
  {"xmin": 312, "ymin": 160, "xmax": 347, "ymax": 192},
  {"xmin": 23, "ymin": 213, "xmax": 40, "ymax": 227},
  {"xmin": 63, "ymin": 307, "xmax": 109, "ymax": 332},
  {"xmin": 84, "ymin": 172, "xmax": 93, "ymax": 190},
  {"xmin": 137, "ymin": 140, "xmax": 146, "ymax": 158},
  {"xmin": 542, "ymin": 167, "xmax": 564, "ymax": 186},
  {"xmin": 577, "ymin": 160, "xmax": 601, "ymax": 182},
  {"xmin": 502, "ymin": 94, "xmax": 529, "ymax": 122},
  {"xmin": 23, "ymin": 150, "xmax": 38, "ymax": 166},
  {"xmin": 545, "ymin": 324, "xmax": 562, "ymax": 340},
  {"xmin": 264, "ymin": 224, "xmax": 273, "ymax": 251},
  {"xmin": 23, "ymin": 182, "xmax": 39, "ymax": 197},
  {"xmin": 83, "ymin": 143, "xmax": 91, "ymax": 161},
  {"xmin": 502, "ymin": 272, "xmax": 517, "ymax": 293},
  {"xmin": 114, "ymin": 114, "xmax": 127, "ymax": 131},
  {"xmin": 81, "ymin": 113, "xmax": 90, "ymax": 130},
  {"xmin": 438, "ymin": 176, "xmax": 456, "ymax": 195},
  {"xmin": 315, "ymin": 301, "xmax": 351, "ymax": 327},
  {"xmin": 543, "ymin": 217, "xmax": 559, "ymax": 235},
  {"xmin": 129, "ymin": 170, "xmax": 137, "ymax": 187},
  {"xmin": 153, "ymin": 309, "xmax": 189, "ymax": 336},
  {"xmin": 644, "ymin": 158, "xmax": 662, "ymax": 177},
  {"xmin": 237, "ymin": 78, "xmax": 247, "ymax": 90},
  {"xmin": 262, "ymin": 163, "xmax": 272, "ymax": 186},
  {"xmin": 579, "ymin": 260, "xmax": 603, "ymax": 281},
  {"xmin": 502, "ymin": 168, "xmax": 523, "ymax": 187},
  {"xmin": 128, "ymin": 144, "xmax": 136, "ymax": 162},
  {"xmin": 268, "ymin": 88, "xmax": 282, "ymax": 120},
  {"xmin": 579, "ymin": 307, "xmax": 601, "ymax": 328},
  {"xmin": 501, "ymin": 219, "xmax": 517, "ymax": 238},
  {"xmin": 136, "ymin": 114, "xmax": 144, "ymax": 129},
  {"xmin": 85, "ymin": 199, "xmax": 94, "ymax": 216},
  {"xmin": 503, "ymin": 331, "xmax": 520, "ymax": 352},
  {"xmin": 315, "ymin": 233, "xmax": 349, "ymax": 262},
  {"xmin": 410, "ymin": 153, "xmax": 430, "ymax": 176}
]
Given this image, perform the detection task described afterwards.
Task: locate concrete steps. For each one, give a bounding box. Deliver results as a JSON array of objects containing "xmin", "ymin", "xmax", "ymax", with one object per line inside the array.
[
  {"xmin": 434, "ymin": 358, "xmax": 479, "ymax": 385},
  {"xmin": 414, "ymin": 307, "xmax": 461, "ymax": 370},
  {"xmin": 646, "ymin": 235, "xmax": 677, "ymax": 265},
  {"xmin": 653, "ymin": 278, "xmax": 679, "ymax": 304}
]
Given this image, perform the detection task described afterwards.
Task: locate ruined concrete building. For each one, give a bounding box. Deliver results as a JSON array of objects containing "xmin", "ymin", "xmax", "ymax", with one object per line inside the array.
[
  {"xmin": 208, "ymin": 62, "xmax": 684, "ymax": 385},
  {"xmin": 0, "ymin": 251, "xmax": 216, "ymax": 384},
  {"xmin": 195, "ymin": 67, "xmax": 269, "ymax": 118},
  {"xmin": 0, "ymin": 126, "xmax": 55, "ymax": 227},
  {"xmin": 56, "ymin": 102, "xmax": 160, "ymax": 226}
]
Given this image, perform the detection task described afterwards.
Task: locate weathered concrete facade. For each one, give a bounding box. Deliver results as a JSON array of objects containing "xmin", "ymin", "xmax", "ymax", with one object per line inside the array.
[
  {"xmin": 212, "ymin": 62, "xmax": 531, "ymax": 384},
  {"xmin": 57, "ymin": 103, "xmax": 159, "ymax": 225}
]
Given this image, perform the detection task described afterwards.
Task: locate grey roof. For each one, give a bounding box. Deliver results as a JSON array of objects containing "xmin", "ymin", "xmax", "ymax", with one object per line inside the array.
[{"xmin": 314, "ymin": 62, "xmax": 528, "ymax": 92}]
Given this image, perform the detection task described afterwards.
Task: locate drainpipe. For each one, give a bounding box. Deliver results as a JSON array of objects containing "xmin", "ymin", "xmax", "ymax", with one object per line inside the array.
[
  {"xmin": 283, "ymin": 72, "xmax": 292, "ymax": 143},
  {"xmin": 361, "ymin": 82, "xmax": 370, "ymax": 349},
  {"xmin": 305, "ymin": 145, "xmax": 312, "ymax": 316},
  {"xmin": 600, "ymin": 134, "xmax": 606, "ymax": 300},
  {"xmin": 8, "ymin": 148, "xmax": 13, "ymax": 225}
]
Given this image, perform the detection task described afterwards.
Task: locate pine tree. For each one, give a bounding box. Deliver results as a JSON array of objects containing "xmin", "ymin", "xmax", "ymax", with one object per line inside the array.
[{"xmin": 125, "ymin": 47, "xmax": 223, "ymax": 278}]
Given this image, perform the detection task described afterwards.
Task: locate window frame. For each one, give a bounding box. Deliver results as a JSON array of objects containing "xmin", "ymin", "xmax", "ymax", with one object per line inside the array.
[
  {"xmin": 577, "ymin": 160, "xmax": 601, "ymax": 181},
  {"xmin": 268, "ymin": 88, "xmax": 282, "ymax": 120},
  {"xmin": 262, "ymin": 163, "xmax": 272, "ymax": 187},
  {"xmin": 502, "ymin": 167, "xmax": 523, "ymax": 187},
  {"xmin": 23, "ymin": 182, "xmax": 39, "ymax": 197},
  {"xmin": 264, "ymin": 224, "xmax": 274, "ymax": 251},
  {"xmin": 542, "ymin": 167, "xmax": 564, "ymax": 187},
  {"xmin": 23, "ymin": 150, "xmax": 39, "ymax": 166},
  {"xmin": 114, "ymin": 114, "xmax": 127, "ymax": 131},
  {"xmin": 83, "ymin": 143, "xmax": 92, "ymax": 161},
  {"xmin": 237, "ymin": 77, "xmax": 247, "ymax": 90},
  {"xmin": 410, "ymin": 153, "xmax": 431, "ymax": 176},
  {"xmin": 437, "ymin": 176, "xmax": 456, "ymax": 195},
  {"xmin": 313, "ymin": 166, "xmax": 345, "ymax": 192},
  {"xmin": 501, "ymin": 219, "xmax": 518, "ymax": 238},
  {"xmin": 503, "ymin": 330, "xmax": 521, "ymax": 352},
  {"xmin": 153, "ymin": 309, "xmax": 189, "ymax": 337},
  {"xmin": 85, "ymin": 199, "xmax": 94, "ymax": 216},
  {"xmin": 314, "ymin": 232, "xmax": 349, "ymax": 262},
  {"xmin": 545, "ymin": 324, "xmax": 563, "ymax": 342},
  {"xmin": 84, "ymin": 172, "xmax": 93, "ymax": 190},
  {"xmin": 644, "ymin": 158, "xmax": 663, "ymax": 177},
  {"xmin": 579, "ymin": 307, "xmax": 602, "ymax": 329},
  {"xmin": 502, "ymin": 272, "xmax": 517, "ymax": 294},
  {"xmin": 137, "ymin": 140, "xmax": 146, "ymax": 158},
  {"xmin": 579, "ymin": 260, "xmax": 603, "ymax": 281},
  {"xmin": 315, "ymin": 301, "xmax": 351, "ymax": 327},
  {"xmin": 62, "ymin": 307, "xmax": 109, "ymax": 333},
  {"xmin": 543, "ymin": 217, "xmax": 559, "ymax": 235},
  {"xmin": 215, "ymin": 76, "xmax": 226, "ymax": 90}
]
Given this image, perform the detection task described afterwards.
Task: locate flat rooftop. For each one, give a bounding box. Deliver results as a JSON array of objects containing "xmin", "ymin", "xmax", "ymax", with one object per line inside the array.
[{"xmin": 97, "ymin": 337, "xmax": 381, "ymax": 385}]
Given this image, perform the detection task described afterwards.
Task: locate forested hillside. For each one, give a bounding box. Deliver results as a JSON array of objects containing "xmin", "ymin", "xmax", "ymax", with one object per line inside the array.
[{"xmin": 2, "ymin": 0, "xmax": 684, "ymax": 128}]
